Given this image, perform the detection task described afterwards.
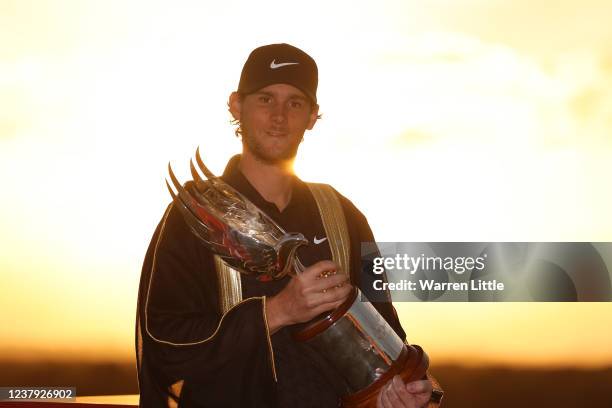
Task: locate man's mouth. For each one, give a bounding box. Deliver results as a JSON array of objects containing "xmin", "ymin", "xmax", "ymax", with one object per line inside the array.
[{"xmin": 266, "ymin": 131, "xmax": 289, "ymax": 137}]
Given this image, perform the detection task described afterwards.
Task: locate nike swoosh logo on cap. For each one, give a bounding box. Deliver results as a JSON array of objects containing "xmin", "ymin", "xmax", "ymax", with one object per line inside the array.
[
  {"xmin": 314, "ymin": 236, "xmax": 327, "ymax": 245},
  {"xmin": 270, "ymin": 59, "xmax": 299, "ymax": 69}
]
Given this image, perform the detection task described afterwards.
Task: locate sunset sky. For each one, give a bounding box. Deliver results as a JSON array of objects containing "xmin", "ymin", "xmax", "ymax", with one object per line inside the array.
[{"xmin": 1, "ymin": 0, "xmax": 611, "ymax": 366}]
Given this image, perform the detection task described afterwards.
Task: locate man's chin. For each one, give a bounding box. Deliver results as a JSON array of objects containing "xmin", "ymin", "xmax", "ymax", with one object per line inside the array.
[
  {"xmin": 243, "ymin": 143, "xmax": 299, "ymax": 166},
  {"xmin": 253, "ymin": 152, "xmax": 297, "ymax": 166}
]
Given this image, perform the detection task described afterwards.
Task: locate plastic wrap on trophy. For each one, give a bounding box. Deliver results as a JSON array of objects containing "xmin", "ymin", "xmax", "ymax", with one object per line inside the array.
[{"xmin": 166, "ymin": 148, "xmax": 441, "ymax": 407}]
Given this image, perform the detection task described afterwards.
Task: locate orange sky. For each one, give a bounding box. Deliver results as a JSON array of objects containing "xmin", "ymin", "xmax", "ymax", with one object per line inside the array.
[{"xmin": 1, "ymin": 0, "xmax": 611, "ymax": 366}]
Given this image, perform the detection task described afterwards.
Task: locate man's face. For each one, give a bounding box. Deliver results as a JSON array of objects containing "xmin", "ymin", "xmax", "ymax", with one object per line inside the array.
[{"xmin": 229, "ymin": 83, "xmax": 319, "ymax": 164}]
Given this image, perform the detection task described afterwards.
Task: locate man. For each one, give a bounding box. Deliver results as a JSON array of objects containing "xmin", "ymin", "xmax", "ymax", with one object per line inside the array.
[{"xmin": 136, "ymin": 43, "xmax": 434, "ymax": 407}]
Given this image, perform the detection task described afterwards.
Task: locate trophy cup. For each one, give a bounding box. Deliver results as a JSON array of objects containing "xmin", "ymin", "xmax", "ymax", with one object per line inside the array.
[{"xmin": 166, "ymin": 148, "xmax": 441, "ymax": 407}]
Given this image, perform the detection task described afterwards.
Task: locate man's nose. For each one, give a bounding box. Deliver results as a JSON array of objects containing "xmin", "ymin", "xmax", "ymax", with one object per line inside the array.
[{"xmin": 270, "ymin": 103, "xmax": 288, "ymax": 123}]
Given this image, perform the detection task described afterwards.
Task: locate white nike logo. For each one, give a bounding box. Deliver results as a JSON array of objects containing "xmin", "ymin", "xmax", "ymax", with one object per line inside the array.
[
  {"xmin": 313, "ymin": 236, "xmax": 327, "ymax": 245},
  {"xmin": 270, "ymin": 59, "xmax": 299, "ymax": 69}
]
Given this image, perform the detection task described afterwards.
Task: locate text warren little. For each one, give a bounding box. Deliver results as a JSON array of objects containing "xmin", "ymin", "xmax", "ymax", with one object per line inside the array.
[{"xmin": 373, "ymin": 279, "xmax": 505, "ymax": 291}]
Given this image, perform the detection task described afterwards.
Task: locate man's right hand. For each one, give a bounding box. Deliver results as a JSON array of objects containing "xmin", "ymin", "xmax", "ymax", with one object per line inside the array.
[{"xmin": 265, "ymin": 260, "xmax": 352, "ymax": 333}]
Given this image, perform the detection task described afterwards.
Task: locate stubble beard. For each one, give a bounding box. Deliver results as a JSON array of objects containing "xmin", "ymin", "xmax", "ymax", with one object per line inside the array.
[{"xmin": 241, "ymin": 129, "xmax": 302, "ymax": 165}]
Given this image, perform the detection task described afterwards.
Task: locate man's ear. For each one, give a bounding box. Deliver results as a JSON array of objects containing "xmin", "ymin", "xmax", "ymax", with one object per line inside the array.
[
  {"xmin": 228, "ymin": 92, "xmax": 242, "ymax": 121},
  {"xmin": 306, "ymin": 103, "xmax": 319, "ymax": 130}
]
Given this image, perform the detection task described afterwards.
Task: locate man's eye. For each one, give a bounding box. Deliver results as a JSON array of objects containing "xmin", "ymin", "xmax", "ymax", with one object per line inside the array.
[
  {"xmin": 290, "ymin": 101, "xmax": 303, "ymax": 109},
  {"xmin": 259, "ymin": 96, "xmax": 271, "ymax": 103}
]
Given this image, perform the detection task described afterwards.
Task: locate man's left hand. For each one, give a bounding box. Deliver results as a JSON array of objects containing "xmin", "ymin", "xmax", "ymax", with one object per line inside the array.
[{"xmin": 376, "ymin": 376, "xmax": 432, "ymax": 408}]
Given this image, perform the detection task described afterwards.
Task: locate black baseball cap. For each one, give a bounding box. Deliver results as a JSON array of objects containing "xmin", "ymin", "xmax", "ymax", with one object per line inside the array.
[{"xmin": 237, "ymin": 43, "xmax": 318, "ymax": 104}]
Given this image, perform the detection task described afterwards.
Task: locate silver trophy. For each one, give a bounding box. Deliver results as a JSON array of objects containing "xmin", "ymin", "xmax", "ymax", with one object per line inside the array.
[
  {"xmin": 166, "ymin": 148, "xmax": 440, "ymax": 407},
  {"xmin": 166, "ymin": 147, "xmax": 308, "ymax": 279}
]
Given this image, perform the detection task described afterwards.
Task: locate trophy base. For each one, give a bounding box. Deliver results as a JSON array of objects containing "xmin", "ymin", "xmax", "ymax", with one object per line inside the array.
[{"xmin": 341, "ymin": 344, "xmax": 429, "ymax": 408}]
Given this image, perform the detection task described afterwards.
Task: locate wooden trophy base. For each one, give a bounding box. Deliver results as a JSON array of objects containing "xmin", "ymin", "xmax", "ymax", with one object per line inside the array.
[{"xmin": 341, "ymin": 344, "xmax": 429, "ymax": 408}]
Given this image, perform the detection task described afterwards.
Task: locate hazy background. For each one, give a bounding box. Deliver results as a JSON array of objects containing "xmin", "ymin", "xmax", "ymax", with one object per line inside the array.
[{"xmin": 1, "ymin": 0, "xmax": 611, "ymax": 406}]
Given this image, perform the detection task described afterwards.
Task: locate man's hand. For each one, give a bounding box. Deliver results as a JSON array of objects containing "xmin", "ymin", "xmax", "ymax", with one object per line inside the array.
[
  {"xmin": 265, "ymin": 260, "xmax": 352, "ymax": 333},
  {"xmin": 376, "ymin": 376, "xmax": 432, "ymax": 408}
]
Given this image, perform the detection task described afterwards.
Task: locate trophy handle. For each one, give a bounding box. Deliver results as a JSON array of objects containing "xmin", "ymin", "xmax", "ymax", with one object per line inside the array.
[{"xmin": 292, "ymin": 257, "xmax": 306, "ymax": 275}]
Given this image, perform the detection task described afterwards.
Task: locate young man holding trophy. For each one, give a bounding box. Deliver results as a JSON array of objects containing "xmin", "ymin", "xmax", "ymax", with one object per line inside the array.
[{"xmin": 136, "ymin": 43, "xmax": 440, "ymax": 408}]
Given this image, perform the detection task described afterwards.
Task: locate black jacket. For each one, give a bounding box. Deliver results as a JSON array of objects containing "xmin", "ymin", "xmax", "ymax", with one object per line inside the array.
[{"xmin": 136, "ymin": 155, "xmax": 405, "ymax": 407}]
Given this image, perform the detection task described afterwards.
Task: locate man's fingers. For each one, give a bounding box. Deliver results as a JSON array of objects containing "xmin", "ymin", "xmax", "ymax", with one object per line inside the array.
[
  {"xmin": 392, "ymin": 375, "xmax": 412, "ymax": 401},
  {"xmin": 302, "ymin": 260, "xmax": 338, "ymax": 278},
  {"xmin": 311, "ymin": 284, "xmax": 352, "ymax": 308},
  {"xmin": 310, "ymin": 289, "xmax": 353, "ymax": 315},
  {"xmin": 379, "ymin": 377, "xmax": 434, "ymax": 408},
  {"xmin": 406, "ymin": 380, "xmax": 432, "ymax": 395},
  {"xmin": 376, "ymin": 386, "xmax": 385, "ymax": 408},
  {"xmin": 298, "ymin": 260, "xmax": 351, "ymax": 294},
  {"xmin": 414, "ymin": 393, "xmax": 431, "ymax": 408},
  {"xmin": 380, "ymin": 384, "xmax": 394, "ymax": 408},
  {"xmin": 408, "ymin": 379, "xmax": 433, "ymax": 408},
  {"xmin": 308, "ymin": 273, "xmax": 349, "ymax": 293},
  {"xmin": 384, "ymin": 380, "xmax": 406, "ymax": 407}
]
